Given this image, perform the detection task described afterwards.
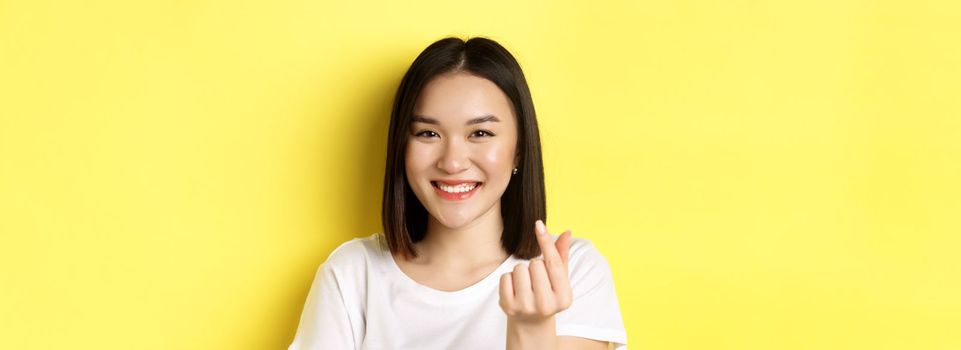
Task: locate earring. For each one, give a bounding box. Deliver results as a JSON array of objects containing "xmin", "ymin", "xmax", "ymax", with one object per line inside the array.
[{"xmin": 512, "ymin": 167, "xmax": 518, "ymax": 175}]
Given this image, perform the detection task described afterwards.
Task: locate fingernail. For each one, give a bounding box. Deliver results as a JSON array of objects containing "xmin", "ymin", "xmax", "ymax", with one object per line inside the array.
[{"xmin": 536, "ymin": 220, "xmax": 546, "ymax": 235}]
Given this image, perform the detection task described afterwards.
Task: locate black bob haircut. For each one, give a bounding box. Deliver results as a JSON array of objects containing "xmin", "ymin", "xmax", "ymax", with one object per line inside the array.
[{"xmin": 381, "ymin": 36, "xmax": 546, "ymax": 260}]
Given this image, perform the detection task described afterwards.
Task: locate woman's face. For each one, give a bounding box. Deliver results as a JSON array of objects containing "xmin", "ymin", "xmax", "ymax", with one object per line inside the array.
[{"xmin": 405, "ymin": 71, "xmax": 519, "ymax": 230}]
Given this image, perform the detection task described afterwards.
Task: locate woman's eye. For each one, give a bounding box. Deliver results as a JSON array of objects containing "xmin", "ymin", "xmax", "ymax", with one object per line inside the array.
[
  {"xmin": 471, "ymin": 130, "xmax": 495, "ymax": 138},
  {"xmin": 415, "ymin": 130, "xmax": 438, "ymax": 138}
]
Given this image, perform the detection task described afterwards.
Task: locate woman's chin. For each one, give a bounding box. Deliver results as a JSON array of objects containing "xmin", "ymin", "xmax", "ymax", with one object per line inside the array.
[
  {"xmin": 434, "ymin": 216, "xmax": 473, "ymax": 230},
  {"xmin": 430, "ymin": 209, "xmax": 479, "ymax": 229},
  {"xmin": 426, "ymin": 198, "xmax": 502, "ymax": 230}
]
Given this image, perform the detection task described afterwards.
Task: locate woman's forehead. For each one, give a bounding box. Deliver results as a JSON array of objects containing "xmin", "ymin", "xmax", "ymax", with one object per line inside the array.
[{"xmin": 413, "ymin": 72, "xmax": 516, "ymax": 125}]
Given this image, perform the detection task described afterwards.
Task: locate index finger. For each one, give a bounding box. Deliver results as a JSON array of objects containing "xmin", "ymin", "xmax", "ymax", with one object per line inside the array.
[
  {"xmin": 534, "ymin": 220, "xmax": 572, "ymax": 294},
  {"xmin": 534, "ymin": 220, "xmax": 561, "ymax": 264}
]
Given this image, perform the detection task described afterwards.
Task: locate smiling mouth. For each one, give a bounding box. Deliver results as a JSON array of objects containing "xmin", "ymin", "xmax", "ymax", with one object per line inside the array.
[{"xmin": 431, "ymin": 181, "xmax": 481, "ymax": 193}]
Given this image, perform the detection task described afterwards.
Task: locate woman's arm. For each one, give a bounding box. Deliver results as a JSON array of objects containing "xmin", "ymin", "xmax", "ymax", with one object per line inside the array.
[
  {"xmin": 504, "ymin": 316, "xmax": 609, "ymax": 350},
  {"xmin": 558, "ymin": 336, "xmax": 610, "ymax": 350}
]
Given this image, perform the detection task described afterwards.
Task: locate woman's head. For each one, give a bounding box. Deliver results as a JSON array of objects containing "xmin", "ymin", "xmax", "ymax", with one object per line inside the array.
[{"xmin": 382, "ymin": 37, "xmax": 546, "ymax": 260}]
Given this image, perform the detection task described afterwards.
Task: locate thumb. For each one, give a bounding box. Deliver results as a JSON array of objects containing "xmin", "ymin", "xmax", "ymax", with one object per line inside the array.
[{"xmin": 555, "ymin": 230, "xmax": 572, "ymax": 265}]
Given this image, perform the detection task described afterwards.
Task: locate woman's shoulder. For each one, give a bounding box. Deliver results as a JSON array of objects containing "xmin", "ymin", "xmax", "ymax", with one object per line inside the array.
[
  {"xmin": 321, "ymin": 233, "xmax": 389, "ymax": 271},
  {"xmin": 556, "ymin": 235, "xmax": 616, "ymax": 280},
  {"xmin": 554, "ymin": 235, "xmax": 619, "ymax": 294},
  {"xmin": 561, "ymin": 235, "xmax": 608, "ymax": 264}
]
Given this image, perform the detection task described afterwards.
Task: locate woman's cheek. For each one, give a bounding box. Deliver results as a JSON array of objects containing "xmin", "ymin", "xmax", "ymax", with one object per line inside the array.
[
  {"xmin": 405, "ymin": 143, "xmax": 432, "ymax": 170},
  {"xmin": 479, "ymin": 143, "xmax": 514, "ymax": 172}
]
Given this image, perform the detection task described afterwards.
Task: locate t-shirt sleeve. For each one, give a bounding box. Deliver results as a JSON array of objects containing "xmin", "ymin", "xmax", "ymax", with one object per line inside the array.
[
  {"xmin": 288, "ymin": 262, "xmax": 356, "ymax": 350},
  {"xmin": 555, "ymin": 238, "xmax": 628, "ymax": 349},
  {"xmin": 289, "ymin": 239, "xmax": 370, "ymax": 350}
]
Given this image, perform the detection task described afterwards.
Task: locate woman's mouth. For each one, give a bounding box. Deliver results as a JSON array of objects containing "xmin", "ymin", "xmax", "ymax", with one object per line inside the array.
[{"xmin": 431, "ymin": 181, "xmax": 482, "ymax": 201}]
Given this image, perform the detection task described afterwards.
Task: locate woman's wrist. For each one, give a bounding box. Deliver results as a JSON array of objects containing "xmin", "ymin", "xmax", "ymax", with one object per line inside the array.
[{"xmin": 506, "ymin": 316, "xmax": 557, "ymax": 350}]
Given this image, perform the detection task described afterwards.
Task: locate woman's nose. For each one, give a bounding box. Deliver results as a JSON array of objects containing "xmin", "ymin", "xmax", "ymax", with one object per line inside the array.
[{"xmin": 436, "ymin": 139, "xmax": 470, "ymax": 174}]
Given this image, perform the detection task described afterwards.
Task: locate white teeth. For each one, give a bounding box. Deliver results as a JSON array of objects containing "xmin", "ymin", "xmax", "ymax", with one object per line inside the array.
[{"xmin": 437, "ymin": 182, "xmax": 478, "ymax": 194}]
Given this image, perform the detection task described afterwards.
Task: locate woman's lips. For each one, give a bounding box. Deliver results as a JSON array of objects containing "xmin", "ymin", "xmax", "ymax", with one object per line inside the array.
[{"xmin": 431, "ymin": 181, "xmax": 482, "ymax": 201}]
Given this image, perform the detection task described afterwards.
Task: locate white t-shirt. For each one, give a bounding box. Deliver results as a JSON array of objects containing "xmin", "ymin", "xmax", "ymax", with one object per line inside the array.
[{"xmin": 289, "ymin": 233, "xmax": 627, "ymax": 350}]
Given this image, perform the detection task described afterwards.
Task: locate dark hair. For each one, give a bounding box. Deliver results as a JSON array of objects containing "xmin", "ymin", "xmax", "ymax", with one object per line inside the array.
[{"xmin": 381, "ymin": 36, "xmax": 546, "ymax": 260}]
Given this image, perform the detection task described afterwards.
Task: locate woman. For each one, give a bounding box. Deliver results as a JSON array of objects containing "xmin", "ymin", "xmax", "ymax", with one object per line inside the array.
[{"xmin": 289, "ymin": 36, "xmax": 627, "ymax": 349}]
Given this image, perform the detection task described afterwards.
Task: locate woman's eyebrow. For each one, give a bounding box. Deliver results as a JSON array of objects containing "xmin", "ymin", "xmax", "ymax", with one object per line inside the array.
[{"xmin": 411, "ymin": 114, "xmax": 501, "ymax": 125}]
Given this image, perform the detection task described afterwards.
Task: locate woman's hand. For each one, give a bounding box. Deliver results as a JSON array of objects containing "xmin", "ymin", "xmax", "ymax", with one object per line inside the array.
[{"xmin": 499, "ymin": 220, "xmax": 573, "ymax": 323}]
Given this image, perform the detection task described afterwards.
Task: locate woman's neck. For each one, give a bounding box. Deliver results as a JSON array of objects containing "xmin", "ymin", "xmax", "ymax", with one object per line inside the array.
[{"xmin": 414, "ymin": 204, "xmax": 509, "ymax": 268}]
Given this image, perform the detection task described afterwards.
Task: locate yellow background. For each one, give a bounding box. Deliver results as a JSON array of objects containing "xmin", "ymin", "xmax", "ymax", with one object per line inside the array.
[{"xmin": 1, "ymin": 0, "xmax": 959, "ymax": 349}]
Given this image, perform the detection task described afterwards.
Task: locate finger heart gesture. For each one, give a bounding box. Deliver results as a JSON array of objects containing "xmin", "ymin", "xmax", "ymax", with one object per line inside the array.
[{"xmin": 498, "ymin": 220, "xmax": 573, "ymax": 323}]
